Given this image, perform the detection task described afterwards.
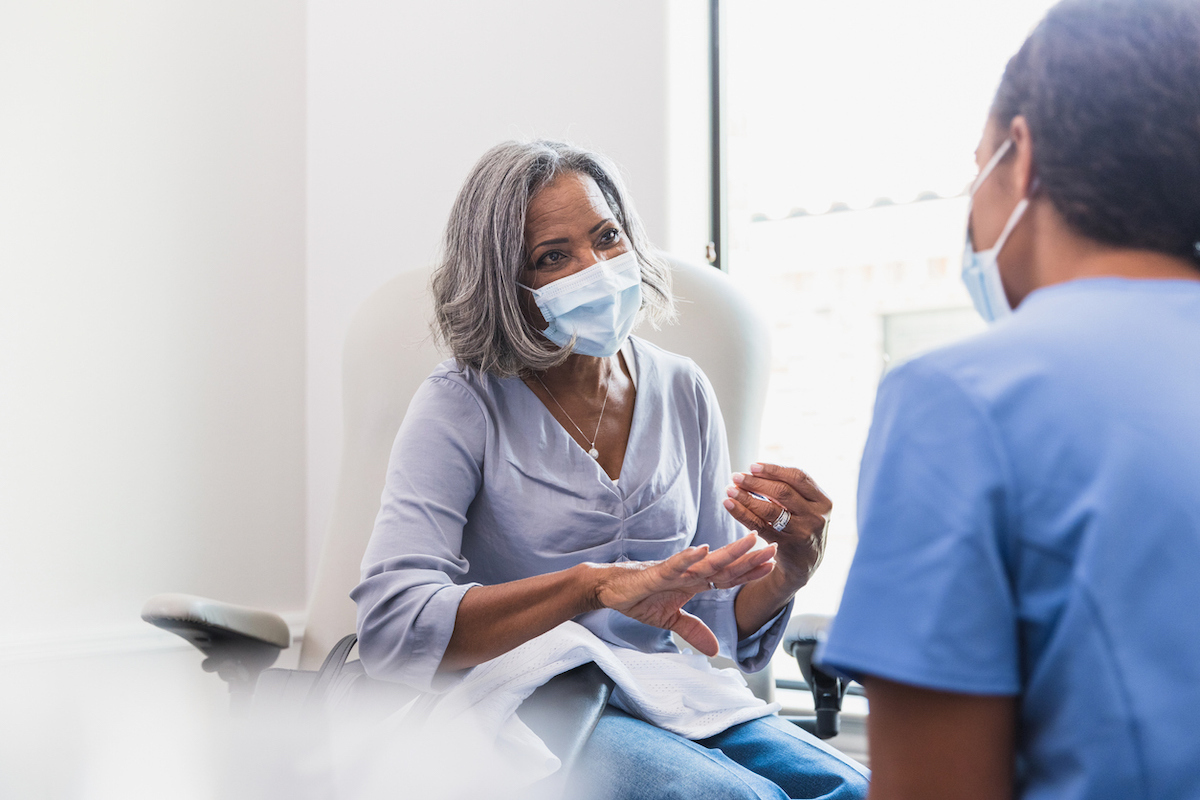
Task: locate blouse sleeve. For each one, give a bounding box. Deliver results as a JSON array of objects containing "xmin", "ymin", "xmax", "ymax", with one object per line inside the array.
[
  {"xmin": 682, "ymin": 367, "xmax": 793, "ymax": 673},
  {"xmin": 816, "ymin": 359, "xmax": 1020, "ymax": 695},
  {"xmin": 350, "ymin": 374, "xmax": 487, "ymax": 692}
]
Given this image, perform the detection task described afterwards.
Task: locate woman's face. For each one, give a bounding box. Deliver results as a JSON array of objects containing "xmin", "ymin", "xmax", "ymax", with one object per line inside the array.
[{"xmin": 520, "ymin": 172, "xmax": 631, "ymax": 291}]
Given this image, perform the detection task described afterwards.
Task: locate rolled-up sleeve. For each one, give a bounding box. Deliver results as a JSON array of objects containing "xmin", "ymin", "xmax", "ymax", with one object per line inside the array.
[
  {"xmin": 351, "ymin": 375, "xmax": 486, "ymax": 692},
  {"xmin": 683, "ymin": 368, "xmax": 793, "ymax": 673}
]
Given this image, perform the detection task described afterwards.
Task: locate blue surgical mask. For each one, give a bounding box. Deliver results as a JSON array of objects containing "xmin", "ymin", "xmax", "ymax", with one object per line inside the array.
[
  {"xmin": 962, "ymin": 139, "xmax": 1030, "ymax": 323},
  {"xmin": 519, "ymin": 250, "xmax": 643, "ymax": 357}
]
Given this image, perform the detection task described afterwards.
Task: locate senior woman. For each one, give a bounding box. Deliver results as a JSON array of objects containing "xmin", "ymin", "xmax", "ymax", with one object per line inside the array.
[
  {"xmin": 728, "ymin": 1, "xmax": 1200, "ymax": 798},
  {"xmin": 351, "ymin": 140, "xmax": 869, "ymax": 800}
]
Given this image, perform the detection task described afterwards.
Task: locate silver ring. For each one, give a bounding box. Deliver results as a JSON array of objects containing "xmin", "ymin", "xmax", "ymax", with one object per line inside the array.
[
  {"xmin": 708, "ymin": 580, "xmax": 718, "ymax": 591},
  {"xmin": 771, "ymin": 508, "xmax": 791, "ymax": 532}
]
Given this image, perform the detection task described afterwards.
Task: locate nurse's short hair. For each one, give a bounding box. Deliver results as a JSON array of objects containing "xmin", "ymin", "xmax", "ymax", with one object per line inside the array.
[
  {"xmin": 991, "ymin": 0, "xmax": 1200, "ymax": 268},
  {"xmin": 431, "ymin": 140, "xmax": 675, "ymax": 378}
]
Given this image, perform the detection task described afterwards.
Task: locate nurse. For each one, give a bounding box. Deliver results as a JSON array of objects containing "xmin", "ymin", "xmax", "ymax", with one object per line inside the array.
[{"xmin": 725, "ymin": 0, "xmax": 1200, "ymax": 797}]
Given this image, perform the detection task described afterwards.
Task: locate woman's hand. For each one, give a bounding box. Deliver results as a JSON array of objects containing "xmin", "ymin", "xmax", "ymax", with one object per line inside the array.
[
  {"xmin": 591, "ymin": 533, "xmax": 776, "ymax": 657},
  {"xmin": 722, "ymin": 463, "xmax": 831, "ymax": 592}
]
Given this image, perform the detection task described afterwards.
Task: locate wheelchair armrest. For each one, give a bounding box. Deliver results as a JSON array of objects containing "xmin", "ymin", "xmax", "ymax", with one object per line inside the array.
[{"xmin": 142, "ymin": 593, "xmax": 292, "ymax": 709}]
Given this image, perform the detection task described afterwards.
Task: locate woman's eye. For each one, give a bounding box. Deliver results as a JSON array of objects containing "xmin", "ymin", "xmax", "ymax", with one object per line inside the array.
[
  {"xmin": 599, "ymin": 228, "xmax": 622, "ymax": 245},
  {"xmin": 536, "ymin": 251, "xmax": 565, "ymax": 268}
]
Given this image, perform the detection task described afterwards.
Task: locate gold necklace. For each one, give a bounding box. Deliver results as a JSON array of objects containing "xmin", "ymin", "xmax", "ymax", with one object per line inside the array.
[{"xmin": 534, "ymin": 366, "xmax": 612, "ymax": 460}]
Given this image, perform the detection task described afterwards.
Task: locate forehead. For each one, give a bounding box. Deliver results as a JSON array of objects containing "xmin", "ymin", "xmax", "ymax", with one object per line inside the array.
[{"xmin": 525, "ymin": 172, "xmax": 612, "ymax": 238}]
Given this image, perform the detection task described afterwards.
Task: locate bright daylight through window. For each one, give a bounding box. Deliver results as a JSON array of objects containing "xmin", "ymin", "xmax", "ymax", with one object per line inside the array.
[{"xmin": 721, "ymin": 0, "xmax": 1058, "ymax": 681}]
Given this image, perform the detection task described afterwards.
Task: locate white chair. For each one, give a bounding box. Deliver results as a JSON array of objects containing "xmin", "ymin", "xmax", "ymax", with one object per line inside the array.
[{"xmin": 142, "ymin": 256, "xmax": 776, "ymax": 705}]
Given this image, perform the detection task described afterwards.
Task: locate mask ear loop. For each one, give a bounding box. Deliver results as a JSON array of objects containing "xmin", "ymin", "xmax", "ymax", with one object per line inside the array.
[
  {"xmin": 991, "ymin": 198, "xmax": 1031, "ymax": 256},
  {"xmin": 967, "ymin": 139, "xmax": 1014, "ymax": 250},
  {"xmin": 993, "ymin": 175, "xmax": 1041, "ymax": 254},
  {"xmin": 970, "ymin": 139, "xmax": 1015, "ymax": 197},
  {"xmin": 968, "ymin": 140, "xmax": 1041, "ymax": 252}
]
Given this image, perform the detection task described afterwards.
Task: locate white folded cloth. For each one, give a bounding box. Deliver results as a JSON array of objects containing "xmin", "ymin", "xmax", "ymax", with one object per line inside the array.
[
  {"xmin": 434, "ymin": 619, "xmax": 778, "ymax": 742},
  {"xmin": 331, "ymin": 621, "xmax": 779, "ymax": 800}
]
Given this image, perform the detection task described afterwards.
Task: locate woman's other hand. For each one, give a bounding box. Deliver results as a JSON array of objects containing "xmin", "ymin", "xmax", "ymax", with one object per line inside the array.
[
  {"xmin": 722, "ymin": 463, "xmax": 831, "ymax": 591},
  {"xmin": 591, "ymin": 533, "xmax": 776, "ymax": 657}
]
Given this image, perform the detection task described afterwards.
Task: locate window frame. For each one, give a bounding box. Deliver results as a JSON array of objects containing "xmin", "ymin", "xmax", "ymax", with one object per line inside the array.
[{"xmin": 707, "ymin": 0, "xmax": 728, "ymax": 272}]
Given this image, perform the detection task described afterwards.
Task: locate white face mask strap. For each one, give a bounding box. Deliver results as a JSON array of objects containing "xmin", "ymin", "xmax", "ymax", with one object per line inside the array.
[
  {"xmin": 969, "ymin": 138, "xmax": 1037, "ymax": 256},
  {"xmin": 970, "ymin": 139, "xmax": 1014, "ymax": 197},
  {"xmin": 992, "ymin": 197, "xmax": 1030, "ymax": 256}
]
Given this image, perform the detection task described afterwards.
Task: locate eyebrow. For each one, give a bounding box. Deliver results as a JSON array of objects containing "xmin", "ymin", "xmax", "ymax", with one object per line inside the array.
[{"xmin": 531, "ymin": 219, "xmax": 616, "ymax": 253}]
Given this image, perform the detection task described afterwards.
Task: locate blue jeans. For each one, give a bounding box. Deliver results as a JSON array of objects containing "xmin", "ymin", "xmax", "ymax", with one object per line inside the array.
[{"xmin": 564, "ymin": 707, "xmax": 870, "ymax": 800}]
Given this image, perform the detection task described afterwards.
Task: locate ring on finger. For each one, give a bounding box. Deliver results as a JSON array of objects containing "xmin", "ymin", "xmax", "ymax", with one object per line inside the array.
[{"xmin": 771, "ymin": 507, "xmax": 791, "ymax": 533}]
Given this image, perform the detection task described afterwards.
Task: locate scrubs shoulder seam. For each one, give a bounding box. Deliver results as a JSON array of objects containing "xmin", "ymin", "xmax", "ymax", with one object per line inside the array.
[{"xmin": 899, "ymin": 357, "xmax": 1024, "ymax": 554}]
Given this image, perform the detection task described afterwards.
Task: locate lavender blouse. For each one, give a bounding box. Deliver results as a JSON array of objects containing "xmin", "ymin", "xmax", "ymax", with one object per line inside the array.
[{"xmin": 351, "ymin": 336, "xmax": 791, "ymax": 692}]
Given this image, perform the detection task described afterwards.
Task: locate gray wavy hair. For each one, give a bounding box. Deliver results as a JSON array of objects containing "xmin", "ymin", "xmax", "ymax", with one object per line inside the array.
[{"xmin": 430, "ymin": 140, "xmax": 676, "ymax": 377}]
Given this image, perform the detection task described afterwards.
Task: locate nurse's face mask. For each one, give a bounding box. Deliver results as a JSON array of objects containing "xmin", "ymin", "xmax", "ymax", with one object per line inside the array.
[
  {"xmin": 519, "ymin": 249, "xmax": 643, "ymax": 358},
  {"xmin": 962, "ymin": 138, "xmax": 1032, "ymax": 323}
]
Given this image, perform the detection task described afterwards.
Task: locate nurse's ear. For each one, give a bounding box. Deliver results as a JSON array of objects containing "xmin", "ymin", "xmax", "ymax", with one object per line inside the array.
[{"xmin": 1007, "ymin": 116, "xmax": 1039, "ymax": 199}]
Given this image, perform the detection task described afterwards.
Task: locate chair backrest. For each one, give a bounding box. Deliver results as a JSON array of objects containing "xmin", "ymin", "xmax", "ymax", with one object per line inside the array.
[{"xmin": 299, "ymin": 257, "xmax": 772, "ymax": 669}]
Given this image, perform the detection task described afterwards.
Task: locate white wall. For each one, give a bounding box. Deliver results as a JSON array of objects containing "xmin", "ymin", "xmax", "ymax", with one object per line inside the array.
[
  {"xmin": 0, "ymin": 2, "xmax": 308, "ymax": 645},
  {"xmin": 306, "ymin": 0, "xmax": 706, "ymax": 583},
  {"xmin": 0, "ymin": 3, "xmax": 709, "ymax": 790},
  {"xmin": 666, "ymin": 0, "xmax": 715, "ymax": 267},
  {"xmin": 0, "ymin": 0, "xmax": 710, "ymax": 632}
]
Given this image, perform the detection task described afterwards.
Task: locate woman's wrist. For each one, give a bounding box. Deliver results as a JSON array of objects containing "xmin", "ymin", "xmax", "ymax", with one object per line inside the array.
[
  {"xmin": 572, "ymin": 562, "xmax": 609, "ymax": 614},
  {"xmin": 734, "ymin": 565, "xmax": 805, "ymax": 640},
  {"xmin": 772, "ymin": 556, "xmax": 813, "ymax": 595},
  {"xmin": 754, "ymin": 559, "xmax": 806, "ymax": 608}
]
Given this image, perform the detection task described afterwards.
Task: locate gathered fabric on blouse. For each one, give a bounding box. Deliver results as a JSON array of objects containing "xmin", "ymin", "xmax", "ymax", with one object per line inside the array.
[{"xmin": 352, "ymin": 336, "xmax": 791, "ymax": 695}]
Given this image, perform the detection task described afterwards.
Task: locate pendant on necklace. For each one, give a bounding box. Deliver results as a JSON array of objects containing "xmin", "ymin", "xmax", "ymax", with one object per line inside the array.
[{"xmin": 588, "ymin": 447, "xmax": 600, "ymax": 459}]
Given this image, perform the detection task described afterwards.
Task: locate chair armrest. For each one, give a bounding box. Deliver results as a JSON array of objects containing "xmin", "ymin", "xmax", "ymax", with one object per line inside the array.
[
  {"xmin": 141, "ymin": 593, "xmax": 292, "ymax": 709},
  {"xmin": 783, "ymin": 612, "xmax": 833, "ymax": 683},
  {"xmin": 784, "ymin": 612, "xmax": 833, "ymax": 647},
  {"xmin": 782, "ymin": 613, "xmax": 849, "ymax": 740},
  {"xmin": 142, "ymin": 593, "xmax": 292, "ymax": 649}
]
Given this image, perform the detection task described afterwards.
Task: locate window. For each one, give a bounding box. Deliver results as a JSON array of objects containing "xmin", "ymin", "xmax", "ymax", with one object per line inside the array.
[{"xmin": 717, "ymin": 0, "xmax": 1058, "ymax": 683}]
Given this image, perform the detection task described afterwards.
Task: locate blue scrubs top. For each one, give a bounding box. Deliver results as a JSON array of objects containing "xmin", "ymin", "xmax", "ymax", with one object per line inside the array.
[{"xmin": 820, "ymin": 278, "xmax": 1200, "ymax": 799}]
